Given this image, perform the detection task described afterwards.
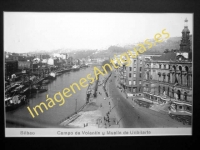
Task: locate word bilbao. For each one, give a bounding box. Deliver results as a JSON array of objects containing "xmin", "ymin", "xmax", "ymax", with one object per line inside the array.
[{"xmin": 27, "ymin": 29, "xmax": 169, "ymax": 118}]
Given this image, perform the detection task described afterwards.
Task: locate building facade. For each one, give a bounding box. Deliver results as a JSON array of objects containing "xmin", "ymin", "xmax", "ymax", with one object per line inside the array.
[
  {"xmin": 119, "ymin": 54, "xmax": 160, "ymax": 97},
  {"xmin": 5, "ymin": 60, "xmax": 18, "ymax": 78},
  {"xmin": 143, "ymin": 19, "xmax": 192, "ymax": 115}
]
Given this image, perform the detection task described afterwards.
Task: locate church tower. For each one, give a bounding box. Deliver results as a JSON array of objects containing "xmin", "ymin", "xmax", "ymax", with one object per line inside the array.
[{"xmin": 180, "ymin": 18, "xmax": 191, "ymax": 52}]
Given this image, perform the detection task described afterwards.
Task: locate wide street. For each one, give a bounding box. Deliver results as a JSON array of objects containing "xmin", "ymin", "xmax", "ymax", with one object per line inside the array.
[{"xmin": 107, "ymin": 71, "xmax": 190, "ymax": 128}]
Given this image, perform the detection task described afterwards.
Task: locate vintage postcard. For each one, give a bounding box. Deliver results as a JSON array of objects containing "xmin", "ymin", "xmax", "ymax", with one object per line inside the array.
[{"xmin": 4, "ymin": 12, "xmax": 193, "ymax": 136}]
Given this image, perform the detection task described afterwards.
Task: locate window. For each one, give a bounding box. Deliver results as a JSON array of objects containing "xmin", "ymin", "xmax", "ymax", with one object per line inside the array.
[
  {"xmin": 133, "ymin": 88, "xmax": 136, "ymax": 92},
  {"xmin": 159, "ymin": 64, "xmax": 161, "ymax": 68},
  {"xmin": 168, "ymin": 73, "xmax": 170, "ymax": 83},
  {"xmin": 133, "ymin": 73, "xmax": 136, "ymax": 77},
  {"xmin": 133, "ymin": 81, "xmax": 136, "ymax": 85},
  {"xmin": 140, "ymin": 67, "xmax": 142, "ymax": 71},
  {"xmin": 184, "ymin": 92, "xmax": 187, "ymax": 101},
  {"xmin": 139, "ymin": 81, "xmax": 142, "ymax": 84},
  {"xmin": 140, "ymin": 60, "xmax": 142, "ymax": 64},
  {"xmin": 167, "ymin": 87, "xmax": 169, "ymax": 96},
  {"xmin": 139, "ymin": 73, "xmax": 142, "ymax": 78},
  {"xmin": 134, "ymin": 67, "xmax": 136, "ymax": 71},
  {"xmin": 134, "ymin": 60, "xmax": 136, "ymax": 64},
  {"xmin": 172, "ymin": 89, "xmax": 174, "ymax": 98},
  {"xmin": 129, "ymin": 73, "xmax": 131, "ymax": 78},
  {"xmin": 186, "ymin": 106, "xmax": 192, "ymax": 112},
  {"xmin": 163, "ymin": 87, "xmax": 165, "ymax": 93},
  {"xmin": 129, "ymin": 80, "xmax": 132, "ymax": 85},
  {"xmin": 129, "ymin": 67, "xmax": 132, "ymax": 71}
]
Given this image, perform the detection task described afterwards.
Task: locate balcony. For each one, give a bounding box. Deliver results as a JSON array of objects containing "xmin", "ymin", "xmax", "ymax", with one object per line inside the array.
[{"xmin": 171, "ymin": 99, "xmax": 192, "ymax": 106}]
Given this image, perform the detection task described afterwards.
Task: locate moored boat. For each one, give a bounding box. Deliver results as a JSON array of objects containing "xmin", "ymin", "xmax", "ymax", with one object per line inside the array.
[
  {"xmin": 38, "ymin": 85, "xmax": 48, "ymax": 93},
  {"xmin": 48, "ymin": 72, "xmax": 57, "ymax": 80},
  {"xmin": 71, "ymin": 65, "xmax": 80, "ymax": 71},
  {"xmin": 5, "ymin": 83, "xmax": 21, "ymax": 94},
  {"xmin": 80, "ymin": 64, "xmax": 89, "ymax": 68},
  {"xmin": 42, "ymin": 79, "xmax": 50, "ymax": 84},
  {"xmin": 5, "ymin": 95, "xmax": 28, "ymax": 111}
]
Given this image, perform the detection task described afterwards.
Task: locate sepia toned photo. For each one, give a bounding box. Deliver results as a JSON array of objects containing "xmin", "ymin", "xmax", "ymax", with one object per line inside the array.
[{"xmin": 4, "ymin": 13, "xmax": 193, "ymax": 136}]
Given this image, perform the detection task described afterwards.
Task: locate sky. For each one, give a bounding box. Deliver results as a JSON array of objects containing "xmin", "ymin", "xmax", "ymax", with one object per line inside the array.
[{"xmin": 4, "ymin": 13, "xmax": 193, "ymax": 53}]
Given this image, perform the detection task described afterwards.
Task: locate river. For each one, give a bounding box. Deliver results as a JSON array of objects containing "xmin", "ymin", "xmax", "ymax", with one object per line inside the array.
[{"xmin": 6, "ymin": 66, "xmax": 96, "ymax": 127}]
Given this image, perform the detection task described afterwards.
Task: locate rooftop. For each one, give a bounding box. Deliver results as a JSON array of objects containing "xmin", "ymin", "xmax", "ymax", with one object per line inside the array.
[{"xmin": 151, "ymin": 52, "xmax": 177, "ymax": 61}]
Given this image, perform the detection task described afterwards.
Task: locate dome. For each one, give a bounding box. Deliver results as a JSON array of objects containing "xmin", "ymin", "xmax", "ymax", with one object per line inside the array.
[{"xmin": 182, "ymin": 27, "xmax": 190, "ymax": 33}]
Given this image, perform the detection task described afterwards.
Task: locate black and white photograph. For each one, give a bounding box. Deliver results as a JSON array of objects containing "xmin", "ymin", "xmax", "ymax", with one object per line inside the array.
[{"xmin": 4, "ymin": 12, "xmax": 193, "ymax": 136}]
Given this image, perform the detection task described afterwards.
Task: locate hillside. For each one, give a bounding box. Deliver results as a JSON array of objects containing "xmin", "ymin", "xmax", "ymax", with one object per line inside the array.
[{"xmin": 37, "ymin": 35, "xmax": 192, "ymax": 59}]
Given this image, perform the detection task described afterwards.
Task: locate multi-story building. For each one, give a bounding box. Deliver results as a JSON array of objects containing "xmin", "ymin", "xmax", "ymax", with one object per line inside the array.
[
  {"xmin": 5, "ymin": 60, "xmax": 18, "ymax": 78},
  {"xmin": 119, "ymin": 54, "xmax": 160, "ymax": 97},
  {"xmin": 67, "ymin": 56, "xmax": 74, "ymax": 66},
  {"xmin": 143, "ymin": 18, "xmax": 192, "ymax": 115}
]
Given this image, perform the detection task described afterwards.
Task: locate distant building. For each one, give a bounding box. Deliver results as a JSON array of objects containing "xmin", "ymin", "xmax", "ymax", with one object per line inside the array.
[
  {"xmin": 75, "ymin": 59, "xmax": 81, "ymax": 65},
  {"xmin": 47, "ymin": 58, "xmax": 55, "ymax": 66},
  {"xmin": 10, "ymin": 55, "xmax": 27, "ymax": 61},
  {"xmin": 67, "ymin": 57, "xmax": 73, "ymax": 65},
  {"xmin": 91, "ymin": 59, "xmax": 98, "ymax": 63},
  {"xmin": 5, "ymin": 60, "xmax": 18, "ymax": 78},
  {"xmin": 18, "ymin": 61, "xmax": 31, "ymax": 69},
  {"xmin": 53, "ymin": 53, "xmax": 68, "ymax": 60}
]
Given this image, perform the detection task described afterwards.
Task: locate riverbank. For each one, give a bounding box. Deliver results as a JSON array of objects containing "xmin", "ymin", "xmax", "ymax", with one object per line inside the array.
[{"xmin": 60, "ymin": 71, "xmax": 120, "ymax": 128}]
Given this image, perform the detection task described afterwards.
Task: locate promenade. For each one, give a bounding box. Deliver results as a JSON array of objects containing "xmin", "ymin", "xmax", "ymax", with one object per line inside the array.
[{"xmin": 60, "ymin": 71, "xmax": 120, "ymax": 128}]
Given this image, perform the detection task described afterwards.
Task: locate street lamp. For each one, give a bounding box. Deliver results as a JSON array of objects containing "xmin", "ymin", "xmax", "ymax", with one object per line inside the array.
[{"xmin": 123, "ymin": 64, "xmax": 126, "ymax": 90}]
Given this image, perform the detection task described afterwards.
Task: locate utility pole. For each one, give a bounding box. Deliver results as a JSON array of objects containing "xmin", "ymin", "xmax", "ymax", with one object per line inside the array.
[{"xmin": 75, "ymin": 99, "xmax": 77, "ymax": 113}]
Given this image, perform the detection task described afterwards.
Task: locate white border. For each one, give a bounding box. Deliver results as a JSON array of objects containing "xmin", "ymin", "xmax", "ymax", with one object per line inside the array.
[{"xmin": 5, "ymin": 128, "xmax": 192, "ymax": 137}]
